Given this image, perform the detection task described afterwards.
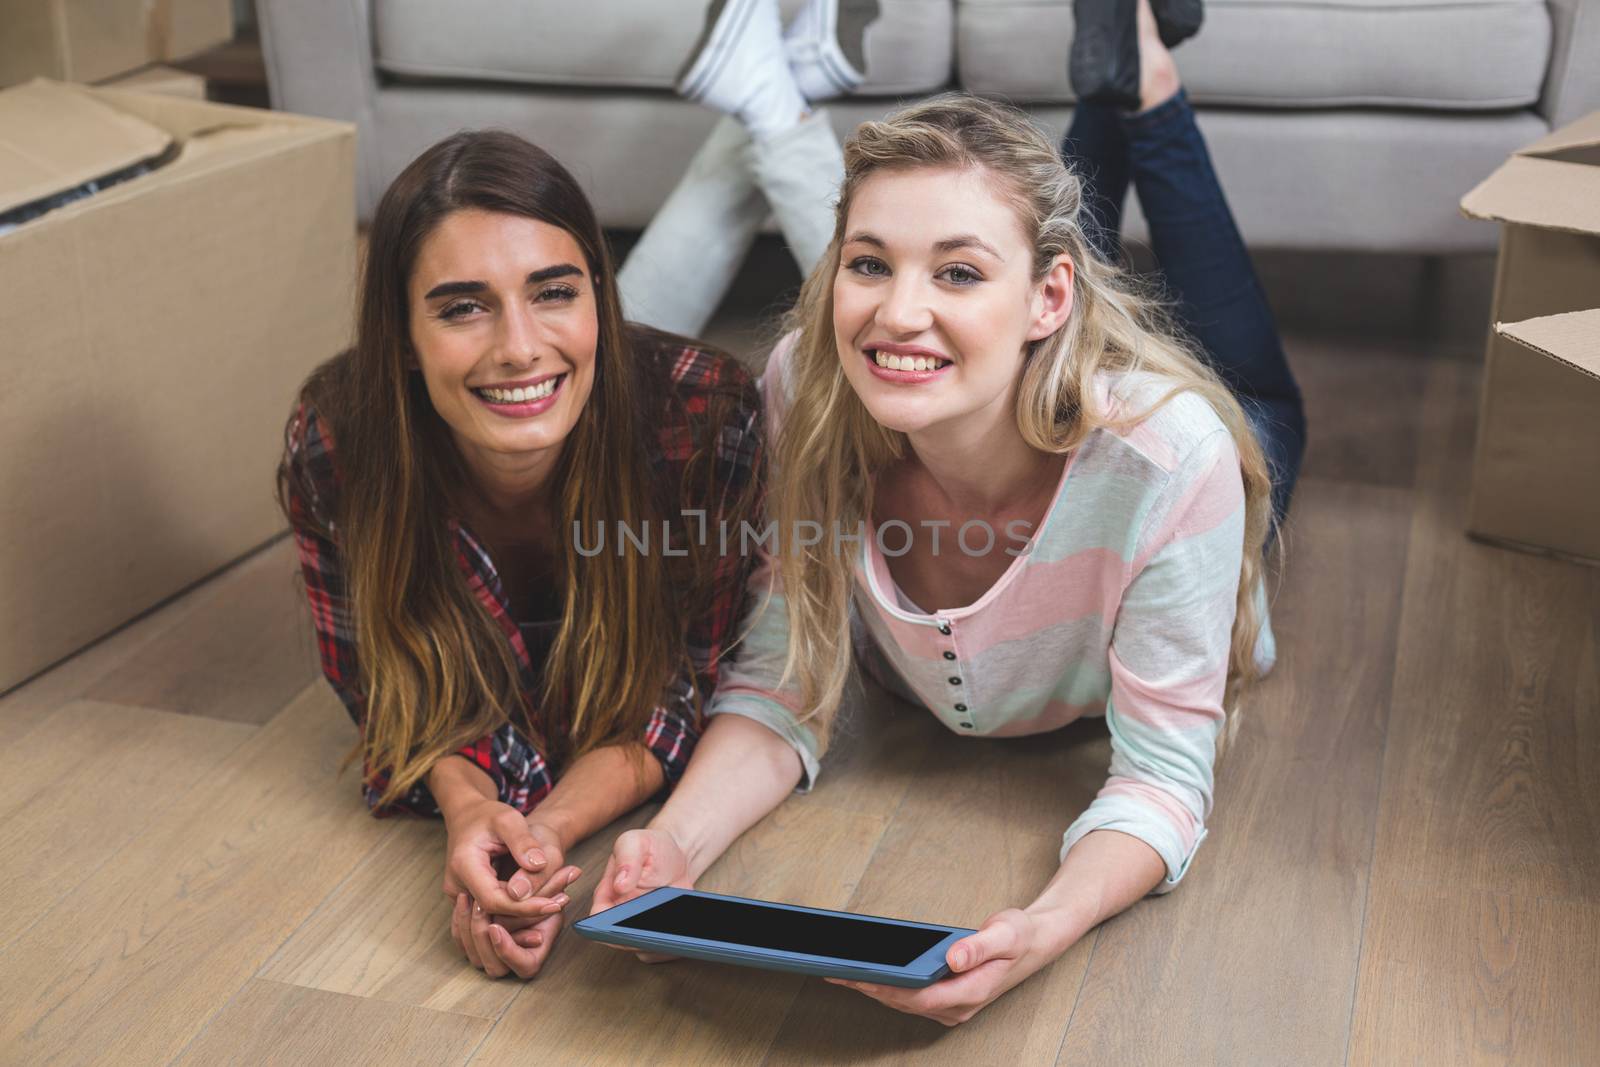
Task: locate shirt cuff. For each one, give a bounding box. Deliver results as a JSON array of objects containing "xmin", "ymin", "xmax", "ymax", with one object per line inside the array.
[
  {"xmin": 642, "ymin": 704, "xmax": 701, "ymax": 788},
  {"xmin": 706, "ymin": 692, "xmax": 822, "ymax": 793},
  {"xmin": 1060, "ymin": 795, "xmax": 1208, "ymax": 895}
]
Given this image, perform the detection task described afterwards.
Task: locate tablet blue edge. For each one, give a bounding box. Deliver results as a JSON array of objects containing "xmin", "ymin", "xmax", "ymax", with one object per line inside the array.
[{"xmin": 573, "ymin": 887, "xmax": 976, "ymax": 989}]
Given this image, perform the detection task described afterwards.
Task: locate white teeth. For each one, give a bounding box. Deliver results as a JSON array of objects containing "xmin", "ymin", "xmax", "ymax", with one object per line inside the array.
[
  {"xmin": 872, "ymin": 350, "xmax": 950, "ymax": 372},
  {"xmin": 478, "ymin": 377, "xmax": 558, "ymax": 403}
]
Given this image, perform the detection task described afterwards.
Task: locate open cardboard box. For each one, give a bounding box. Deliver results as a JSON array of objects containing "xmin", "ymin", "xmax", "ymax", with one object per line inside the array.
[
  {"xmin": 1460, "ymin": 111, "xmax": 1600, "ymax": 564},
  {"xmin": 0, "ymin": 0, "xmax": 232, "ymax": 87},
  {"xmin": 0, "ymin": 79, "xmax": 354, "ymax": 691}
]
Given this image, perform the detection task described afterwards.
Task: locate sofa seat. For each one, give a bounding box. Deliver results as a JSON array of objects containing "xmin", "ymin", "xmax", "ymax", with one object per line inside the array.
[
  {"xmin": 374, "ymin": 0, "xmax": 956, "ymax": 95},
  {"xmin": 958, "ymin": 0, "xmax": 1554, "ymax": 109}
]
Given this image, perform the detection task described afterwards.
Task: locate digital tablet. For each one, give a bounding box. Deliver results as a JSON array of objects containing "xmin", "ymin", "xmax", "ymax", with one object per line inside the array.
[{"xmin": 575, "ymin": 887, "xmax": 974, "ymax": 988}]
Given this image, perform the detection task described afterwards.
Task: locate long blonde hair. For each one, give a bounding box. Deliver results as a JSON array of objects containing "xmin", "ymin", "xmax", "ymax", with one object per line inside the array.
[{"xmin": 772, "ymin": 94, "xmax": 1273, "ymax": 750}]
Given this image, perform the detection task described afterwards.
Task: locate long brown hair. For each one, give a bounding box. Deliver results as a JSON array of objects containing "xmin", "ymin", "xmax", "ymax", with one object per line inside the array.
[
  {"xmin": 280, "ymin": 131, "xmax": 749, "ymax": 806},
  {"xmin": 771, "ymin": 95, "xmax": 1273, "ymax": 750}
]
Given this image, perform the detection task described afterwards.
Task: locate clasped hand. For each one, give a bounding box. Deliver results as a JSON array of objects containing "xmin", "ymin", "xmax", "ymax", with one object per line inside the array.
[{"xmin": 442, "ymin": 798, "xmax": 582, "ymax": 979}]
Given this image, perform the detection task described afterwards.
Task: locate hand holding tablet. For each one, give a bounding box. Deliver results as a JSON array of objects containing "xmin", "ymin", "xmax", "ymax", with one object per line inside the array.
[{"xmin": 575, "ymin": 887, "xmax": 976, "ymax": 987}]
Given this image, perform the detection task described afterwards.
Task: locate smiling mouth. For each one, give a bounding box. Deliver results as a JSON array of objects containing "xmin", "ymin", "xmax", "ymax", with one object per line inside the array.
[
  {"xmin": 864, "ymin": 347, "xmax": 953, "ymax": 374},
  {"xmin": 472, "ymin": 374, "xmax": 565, "ymax": 405}
]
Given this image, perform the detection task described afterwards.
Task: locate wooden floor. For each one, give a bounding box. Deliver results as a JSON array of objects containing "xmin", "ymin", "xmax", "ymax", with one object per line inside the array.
[{"xmin": 2, "ymin": 268, "xmax": 1597, "ymax": 1065}]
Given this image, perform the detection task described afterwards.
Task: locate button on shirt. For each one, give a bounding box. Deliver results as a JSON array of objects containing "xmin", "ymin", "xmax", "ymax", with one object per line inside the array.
[{"xmin": 706, "ymin": 337, "xmax": 1272, "ymax": 894}]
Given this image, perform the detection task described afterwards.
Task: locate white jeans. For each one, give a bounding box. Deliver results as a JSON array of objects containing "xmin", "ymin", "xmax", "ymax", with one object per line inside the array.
[{"xmin": 617, "ymin": 110, "xmax": 845, "ymax": 337}]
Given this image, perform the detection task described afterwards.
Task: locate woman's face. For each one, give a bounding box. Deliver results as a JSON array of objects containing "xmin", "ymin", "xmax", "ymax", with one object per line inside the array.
[
  {"xmin": 407, "ymin": 208, "xmax": 599, "ymax": 468},
  {"xmin": 833, "ymin": 165, "xmax": 1071, "ymax": 438}
]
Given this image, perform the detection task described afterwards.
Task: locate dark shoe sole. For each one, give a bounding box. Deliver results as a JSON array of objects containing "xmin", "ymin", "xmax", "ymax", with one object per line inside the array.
[
  {"xmin": 1070, "ymin": 0, "xmax": 1140, "ymax": 110},
  {"xmin": 1151, "ymin": 0, "xmax": 1203, "ymax": 48}
]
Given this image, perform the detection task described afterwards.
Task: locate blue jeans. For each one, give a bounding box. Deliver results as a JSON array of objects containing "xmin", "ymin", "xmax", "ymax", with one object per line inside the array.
[{"xmin": 1063, "ymin": 90, "xmax": 1306, "ymax": 526}]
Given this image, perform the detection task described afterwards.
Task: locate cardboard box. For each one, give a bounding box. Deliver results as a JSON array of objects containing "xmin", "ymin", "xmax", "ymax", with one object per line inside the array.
[
  {"xmin": 98, "ymin": 63, "xmax": 208, "ymax": 99},
  {"xmin": 1460, "ymin": 111, "xmax": 1600, "ymax": 564},
  {"xmin": 0, "ymin": 79, "xmax": 354, "ymax": 691},
  {"xmin": 0, "ymin": 0, "xmax": 233, "ymax": 87}
]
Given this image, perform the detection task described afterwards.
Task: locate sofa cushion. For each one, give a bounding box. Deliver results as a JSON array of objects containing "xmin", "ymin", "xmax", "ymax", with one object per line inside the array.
[
  {"xmin": 957, "ymin": 0, "xmax": 1552, "ymax": 109},
  {"xmin": 374, "ymin": 0, "xmax": 955, "ymax": 96}
]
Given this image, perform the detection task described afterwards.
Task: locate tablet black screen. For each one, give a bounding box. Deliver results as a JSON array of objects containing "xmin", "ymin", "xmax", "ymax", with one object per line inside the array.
[{"xmin": 615, "ymin": 894, "xmax": 947, "ymax": 966}]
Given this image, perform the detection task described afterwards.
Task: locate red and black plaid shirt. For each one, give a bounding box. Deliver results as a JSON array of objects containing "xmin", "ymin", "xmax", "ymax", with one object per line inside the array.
[{"xmin": 283, "ymin": 335, "xmax": 764, "ymax": 817}]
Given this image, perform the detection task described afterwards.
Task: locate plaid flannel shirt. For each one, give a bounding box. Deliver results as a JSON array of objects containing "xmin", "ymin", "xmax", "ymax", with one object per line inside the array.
[{"xmin": 283, "ymin": 335, "xmax": 763, "ymax": 817}]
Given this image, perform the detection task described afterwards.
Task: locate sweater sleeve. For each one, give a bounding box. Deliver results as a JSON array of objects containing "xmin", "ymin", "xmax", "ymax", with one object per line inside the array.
[
  {"xmin": 701, "ymin": 332, "xmax": 824, "ymax": 789},
  {"xmin": 1058, "ymin": 428, "xmax": 1245, "ymax": 893}
]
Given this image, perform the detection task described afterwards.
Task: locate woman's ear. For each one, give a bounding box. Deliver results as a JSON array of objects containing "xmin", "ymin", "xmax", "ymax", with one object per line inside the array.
[{"xmin": 1026, "ymin": 255, "xmax": 1075, "ymax": 342}]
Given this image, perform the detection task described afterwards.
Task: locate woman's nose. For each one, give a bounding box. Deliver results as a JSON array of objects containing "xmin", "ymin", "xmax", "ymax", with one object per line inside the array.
[
  {"xmin": 875, "ymin": 277, "xmax": 934, "ymax": 336},
  {"xmin": 496, "ymin": 302, "xmax": 541, "ymax": 366}
]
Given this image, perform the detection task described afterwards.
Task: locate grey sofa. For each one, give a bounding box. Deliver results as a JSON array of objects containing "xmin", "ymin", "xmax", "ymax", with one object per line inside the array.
[{"xmin": 258, "ymin": 0, "xmax": 1598, "ymax": 252}]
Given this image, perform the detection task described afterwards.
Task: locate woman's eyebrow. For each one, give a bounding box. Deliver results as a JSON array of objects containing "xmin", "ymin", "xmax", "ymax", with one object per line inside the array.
[
  {"xmin": 933, "ymin": 234, "xmax": 1003, "ymax": 260},
  {"xmin": 423, "ymin": 263, "xmax": 583, "ymax": 300},
  {"xmin": 840, "ymin": 231, "xmax": 1003, "ymax": 261},
  {"xmin": 528, "ymin": 263, "xmax": 583, "ymax": 284}
]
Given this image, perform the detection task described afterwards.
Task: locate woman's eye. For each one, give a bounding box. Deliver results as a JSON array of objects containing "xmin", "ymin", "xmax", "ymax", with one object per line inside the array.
[
  {"xmin": 940, "ymin": 265, "xmax": 982, "ymax": 286},
  {"xmin": 536, "ymin": 285, "xmax": 579, "ymax": 303},
  {"xmin": 439, "ymin": 300, "xmax": 484, "ymax": 321},
  {"xmin": 848, "ymin": 256, "xmax": 889, "ymax": 278}
]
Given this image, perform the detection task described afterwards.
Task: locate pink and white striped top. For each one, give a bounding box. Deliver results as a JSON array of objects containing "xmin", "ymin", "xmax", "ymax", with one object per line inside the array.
[{"xmin": 708, "ymin": 340, "xmax": 1269, "ymax": 892}]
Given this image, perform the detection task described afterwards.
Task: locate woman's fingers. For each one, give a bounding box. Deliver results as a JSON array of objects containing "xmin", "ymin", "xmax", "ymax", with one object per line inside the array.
[
  {"xmin": 534, "ymin": 864, "xmax": 581, "ymax": 901},
  {"xmin": 590, "ymin": 854, "xmax": 623, "ymax": 914},
  {"xmin": 488, "ymin": 923, "xmax": 544, "ymax": 979},
  {"xmin": 949, "ymin": 916, "xmax": 1023, "ymax": 972},
  {"xmin": 494, "ymin": 809, "xmax": 548, "ymax": 871},
  {"xmin": 489, "ymin": 910, "xmax": 565, "ymax": 979},
  {"xmin": 454, "ymin": 893, "xmax": 485, "ymax": 970},
  {"xmin": 455, "ymin": 850, "xmax": 549, "ymax": 918},
  {"xmin": 494, "ymin": 811, "xmax": 552, "ymax": 902},
  {"xmin": 470, "ymin": 898, "xmax": 509, "ymax": 978},
  {"xmin": 608, "ymin": 831, "xmax": 653, "ymax": 899}
]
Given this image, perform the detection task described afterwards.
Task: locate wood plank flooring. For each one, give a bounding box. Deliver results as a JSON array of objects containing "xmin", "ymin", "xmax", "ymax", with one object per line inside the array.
[{"xmin": 0, "ymin": 324, "xmax": 1594, "ymax": 1065}]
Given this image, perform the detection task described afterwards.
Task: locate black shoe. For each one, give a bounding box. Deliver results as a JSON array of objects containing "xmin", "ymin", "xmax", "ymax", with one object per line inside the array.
[
  {"xmin": 1069, "ymin": 0, "xmax": 1140, "ymax": 110},
  {"xmin": 1151, "ymin": 0, "xmax": 1203, "ymax": 48}
]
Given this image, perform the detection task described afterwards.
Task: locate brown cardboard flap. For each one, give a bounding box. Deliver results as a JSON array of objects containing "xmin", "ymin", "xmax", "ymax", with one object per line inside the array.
[
  {"xmin": 1515, "ymin": 109, "xmax": 1600, "ymax": 159},
  {"xmin": 1496, "ymin": 309, "xmax": 1600, "ymax": 381},
  {"xmin": 1461, "ymin": 154, "xmax": 1600, "ymax": 236},
  {"xmin": 0, "ymin": 79, "xmax": 172, "ymax": 216}
]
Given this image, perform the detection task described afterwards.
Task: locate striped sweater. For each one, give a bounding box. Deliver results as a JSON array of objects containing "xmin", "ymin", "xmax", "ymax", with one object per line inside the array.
[{"xmin": 706, "ymin": 339, "xmax": 1270, "ymax": 893}]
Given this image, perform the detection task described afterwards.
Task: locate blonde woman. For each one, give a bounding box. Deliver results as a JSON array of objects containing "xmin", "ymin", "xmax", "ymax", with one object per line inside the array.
[{"xmin": 590, "ymin": 22, "xmax": 1281, "ymax": 1025}]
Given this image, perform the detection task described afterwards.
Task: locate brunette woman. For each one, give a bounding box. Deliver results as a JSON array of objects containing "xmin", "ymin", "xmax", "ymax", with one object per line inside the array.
[{"xmin": 278, "ymin": 131, "xmax": 763, "ymax": 980}]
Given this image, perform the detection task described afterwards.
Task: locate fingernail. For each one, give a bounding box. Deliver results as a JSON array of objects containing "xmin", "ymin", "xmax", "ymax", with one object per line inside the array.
[
  {"xmin": 490, "ymin": 926, "xmax": 503, "ymax": 946},
  {"xmin": 508, "ymin": 877, "xmax": 529, "ymax": 901},
  {"xmin": 554, "ymin": 894, "xmax": 569, "ymax": 907},
  {"xmin": 952, "ymin": 951, "xmax": 966, "ymax": 969},
  {"xmin": 527, "ymin": 851, "xmax": 545, "ymax": 868}
]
